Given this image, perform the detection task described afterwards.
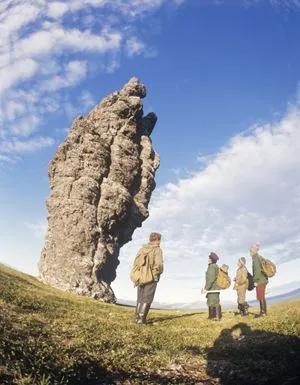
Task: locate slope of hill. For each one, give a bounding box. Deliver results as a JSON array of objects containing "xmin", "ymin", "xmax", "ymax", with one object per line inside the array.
[{"xmin": 0, "ymin": 263, "xmax": 299, "ymax": 385}]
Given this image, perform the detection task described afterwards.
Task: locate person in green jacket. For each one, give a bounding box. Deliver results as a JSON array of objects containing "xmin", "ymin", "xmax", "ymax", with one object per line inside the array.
[
  {"xmin": 205, "ymin": 252, "xmax": 221, "ymax": 321},
  {"xmin": 250, "ymin": 242, "xmax": 268, "ymax": 317}
]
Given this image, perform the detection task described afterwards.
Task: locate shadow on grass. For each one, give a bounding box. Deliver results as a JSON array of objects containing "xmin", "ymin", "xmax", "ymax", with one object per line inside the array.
[
  {"xmin": 71, "ymin": 369, "xmax": 213, "ymax": 385},
  {"xmin": 206, "ymin": 322, "xmax": 300, "ymax": 385}
]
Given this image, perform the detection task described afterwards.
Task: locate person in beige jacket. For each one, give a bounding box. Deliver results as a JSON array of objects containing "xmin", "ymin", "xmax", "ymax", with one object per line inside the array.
[
  {"xmin": 131, "ymin": 232, "xmax": 164, "ymax": 324},
  {"xmin": 233, "ymin": 257, "xmax": 249, "ymax": 316}
]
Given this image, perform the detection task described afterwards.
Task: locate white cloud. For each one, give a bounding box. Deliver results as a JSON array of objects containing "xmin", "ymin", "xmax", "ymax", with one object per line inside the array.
[
  {"xmin": 115, "ymin": 104, "xmax": 300, "ymax": 303},
  {"xmin": 125, "ymin": 36, "xmax": 146, "ymax": 57},
  {"xmin": 0, "ymin": 59, "xmax": 39, "ymax": 94},
  {"xmin": 269, "ymin": 0, "xmax": 300, "ymax": 8},
  {"xmin": 42, "ymin": 60, "xmax": 87, "ymax": 91},
  {"xmin": 173, "ymin": 0, "xmax": 187, "ymax": 4},
  {"xmin": 0, "ymin": 153, "xmax": 17, "ymax": 163},
  {"xmin": 0, "ymin": 0, "xmax": 184, "ymax": 163},
  {"xmin": 80, "ymin": 91, "xmax": 95, "ymax": 110},
  {"xmin": 5, "ymin": 100, "xmax": 27, "ymax": 121},
  {"xmin": 104, "ymin": 58, "xmax": 120, "ymax": 73},
  {"xmin": 47, "ymin": 1, "xmax": 69, "ymax": 19},
  {"xmin": 111, "ymin": 0, "xmax": 165, "ymax": 16},
  {"xmin": 0, "ymin": 137, "xmax": 55, "ymax": 154},
  {"xmin": 0, "ymin": 89, "xmax": 59, "ymax": 144},
  {"xmin": 1, "ymin": 27, "xmax": 122, "ymax": 81},
  {"xmin": 0, "ymin": 3, "xmax": 41, "ymax": 38},
  {"xmin": 10, "ymin": 115, "xmax": 41, "ymax": 137}
]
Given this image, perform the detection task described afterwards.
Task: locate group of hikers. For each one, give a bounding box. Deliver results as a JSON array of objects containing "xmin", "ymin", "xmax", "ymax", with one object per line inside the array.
[{"xmin": 130, "ymin": 233, "xmax": 276, "ymax": 325}]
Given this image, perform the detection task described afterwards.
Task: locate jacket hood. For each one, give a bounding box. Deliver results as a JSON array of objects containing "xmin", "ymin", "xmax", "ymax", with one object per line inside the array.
[{"xmin": 142, "ymin": 243, "xmax": 159, "ymax": 251}]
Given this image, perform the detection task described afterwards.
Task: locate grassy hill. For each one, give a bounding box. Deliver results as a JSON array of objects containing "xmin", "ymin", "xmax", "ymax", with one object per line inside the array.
[{"xmin": 0, "ymin": 263, "xmax": 299, "ymax": 385}]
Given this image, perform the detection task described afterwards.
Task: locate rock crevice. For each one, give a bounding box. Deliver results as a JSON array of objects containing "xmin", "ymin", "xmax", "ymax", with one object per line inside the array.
[{"xmin": 39, "ymin": 78, "xmax": 159, "ymax": 302}]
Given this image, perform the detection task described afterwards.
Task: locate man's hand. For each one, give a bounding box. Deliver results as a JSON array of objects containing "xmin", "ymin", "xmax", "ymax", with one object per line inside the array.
[{"xmin": 254, "ymin": 282, "xmax": 258, "ymax": 287}]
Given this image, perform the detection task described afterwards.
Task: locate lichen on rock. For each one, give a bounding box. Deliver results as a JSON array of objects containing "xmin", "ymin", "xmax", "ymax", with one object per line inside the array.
[{"xmin": 39, "ymin": 78, "xmax": 160, "ymax": 302}]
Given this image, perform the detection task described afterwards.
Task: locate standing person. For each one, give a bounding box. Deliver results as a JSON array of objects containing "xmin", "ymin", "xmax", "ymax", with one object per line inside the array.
[
  {"xmin": 205, "ymin": 252, "xmax": 221, "ymax": 321},
  {"xmin": 130, "ymin": 232, "xmax": 164, "ymax": 325},
  {"xmin": 233, "ymin": 257, "xmax": 249, "ymax": 316},
  {"xmin": 250, "ymin": 242, "xmax": 268, "ymax": 318}
]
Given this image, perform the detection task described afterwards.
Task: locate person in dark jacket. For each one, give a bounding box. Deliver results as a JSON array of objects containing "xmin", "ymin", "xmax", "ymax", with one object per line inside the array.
[
  {"xmin": 250, "ymin": 242, "xmax": 268, "ymax": 317},
  {"xmin": 205, "ymin": 252, "xmax": 221, "ymax": 321}
]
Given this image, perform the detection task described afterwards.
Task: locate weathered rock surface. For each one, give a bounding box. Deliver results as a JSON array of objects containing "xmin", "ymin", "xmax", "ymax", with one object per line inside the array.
[{"xmin": 39, "ymin": 78, "xmax": 160, "ymax": 302}]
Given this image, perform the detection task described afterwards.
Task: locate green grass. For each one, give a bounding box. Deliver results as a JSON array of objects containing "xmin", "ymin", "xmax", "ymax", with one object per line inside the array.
[{"xmin": 0, "ymin": 263, "xmax": 299, "ymax": 385}]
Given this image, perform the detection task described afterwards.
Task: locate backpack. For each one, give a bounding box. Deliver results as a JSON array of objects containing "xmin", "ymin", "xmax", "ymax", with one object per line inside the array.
[
  {"xmin": 216, "ymin": 267, "xmax": 231, "ymax": 289},
  {"xmin": 260, "ymin": 257, "xmax": 276, "ymax": 278},
  {"xmin": 247, "ymin": 272, "xmax": 255, "ymax": 291},
  {"xmin": 130, "ymin": 248, "xmax": 153, "ymax": 286}
]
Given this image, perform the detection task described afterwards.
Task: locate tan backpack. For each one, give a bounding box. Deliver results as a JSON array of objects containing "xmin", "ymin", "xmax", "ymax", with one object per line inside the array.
[
  {"xmin": 216, "ymin": 265, "xmax": 231, "ymax": 289},
  {"xmin": 260, "ymin": 257, "xmax": 276, "ymax": 278},
  {"xmin": 130, "ymin": 248, "xmax": 154, "ymax": 286}
]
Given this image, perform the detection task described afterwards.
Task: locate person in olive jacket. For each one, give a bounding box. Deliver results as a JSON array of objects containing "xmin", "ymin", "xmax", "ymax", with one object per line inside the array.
[
  {"xmin": 233, "ymin": 257, "xmax": 249, "ymax": 316},
  {"xmin": 205, "ymin": 252, "xmax": 221, "ymax": 321},
  {"xmin": 250, "ymin": 242, "xmax": 268, "ymax": 317},
  {"xmin": 134, "ymin": 232, "xmax": 164, "ymax": 324}
]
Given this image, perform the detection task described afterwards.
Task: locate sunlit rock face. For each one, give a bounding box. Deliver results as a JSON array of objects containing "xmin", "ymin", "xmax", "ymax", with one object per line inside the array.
[{"xmin": 39, "ymin": 78, "xmax": 159, "ymax": 302}]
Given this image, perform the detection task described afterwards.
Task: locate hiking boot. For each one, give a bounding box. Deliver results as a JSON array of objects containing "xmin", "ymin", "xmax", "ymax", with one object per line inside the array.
[
  {"xmin": 213, "ymin": 306, "xmax": 222, "ymax": 321},
  {"xmin": 135, "ymin": 302, "xmax": 142, "ymax": 323},
  {"xmin": 255, "ymin": 300, "xmax": 267, "ymax": 318},
  {"xmin": 262, "ymin": 299, "xmax": 267, "ymax": 315},
  {"xmin": 137, "ymin": 303, "xmax": 151, "ymax": 325},
  {"xmin": 243, "ymin": 302, "xmax": 249, "ymax": 316},
  {"xmin": 208, "ymin": 307, "xmax": 214, "ymax": 319},
  {"xmin": 238, "ymin": 303, "xmax": 244, "ymax": 316},
  {"xmin": 238, "ymin": 303, "xmax": 248, "ymax": 316},
  {"xmin": 255, "ymin": 300, "xmax": 262, "ymax": 318}
]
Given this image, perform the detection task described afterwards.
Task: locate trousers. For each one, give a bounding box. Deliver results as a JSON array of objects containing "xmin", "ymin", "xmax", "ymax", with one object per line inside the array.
[
  {"xmin": 206, "ymin": 293, "xmax": 220, "ymax": 307},
  {"xmin": 256, "ymin": 284, "xmax": 266, "ymax": 300},
  {"xmin": 137, "ymin": 281, "xmax": 157, "ymax": 304}
]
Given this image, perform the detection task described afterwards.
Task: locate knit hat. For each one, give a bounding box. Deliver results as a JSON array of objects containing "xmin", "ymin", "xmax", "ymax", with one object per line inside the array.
[
  {"xmin": 220, "ymin": 264, "xmax": 229, "ymax": 273},
  {"xmin": 239, "ymin": 257, "xmax": 246, "ymax": 265},
  {"xmin": 149, "ymin": 232, "xmax": 162, "ymax": 242},
  {"xmin": 209, "ymin": 252, "xmax": 219, "ymax": 262}
]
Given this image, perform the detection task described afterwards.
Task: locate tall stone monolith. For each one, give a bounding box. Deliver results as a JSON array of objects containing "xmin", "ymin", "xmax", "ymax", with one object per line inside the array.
[{"xmin": 39, "ymin": 78, "xmax": 159, "ymax": 302}]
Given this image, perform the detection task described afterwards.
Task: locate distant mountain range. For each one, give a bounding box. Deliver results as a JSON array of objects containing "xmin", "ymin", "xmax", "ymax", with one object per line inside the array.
[
  {"xmin": 117, "ymin": 287, "xmax": 300, "ymax": 310},
  {"xmin": 249, "ymin": 288, "xmax": 300, "ymax": 306}
]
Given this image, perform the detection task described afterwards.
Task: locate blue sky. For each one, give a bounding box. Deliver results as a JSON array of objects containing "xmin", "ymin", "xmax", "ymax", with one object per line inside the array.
[{"xmin": 1, "ymin": 0, "xmax": 300, "ymax": 304}]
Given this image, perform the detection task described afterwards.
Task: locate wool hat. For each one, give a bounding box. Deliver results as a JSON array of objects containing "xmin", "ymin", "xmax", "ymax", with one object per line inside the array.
[
  {"xmin": 220, "ymin": 264, "xmax": 229, "ymax": 273},
  {"xmin": 149, "ymin": 232, "xmax": 162, "ymax": 242},
  {"xmin": 239, "ymin": 257, "xmax": 246, "ymax": 265},
  {"xmin": 209, "ymin": 252, "xmax": 219, "ymax": 262}
]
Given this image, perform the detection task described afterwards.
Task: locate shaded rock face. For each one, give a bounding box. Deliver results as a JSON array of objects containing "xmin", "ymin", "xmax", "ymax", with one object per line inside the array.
[{"xmin": 39, "ymin": 78, "xmax": 160, "ymax": 302}]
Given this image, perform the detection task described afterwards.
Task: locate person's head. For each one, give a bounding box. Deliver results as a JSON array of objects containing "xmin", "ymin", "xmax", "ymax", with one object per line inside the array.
[
  {"xmin": 208, "ymin": 252, "xmax": 219, "ymax": 264},
  {"xmin": 249, "ymin": 242, "xmax": 260, "ymax": 257},
  {"xmin": 220, "ymin": 264, "xmax": 229, "ymax": 273},
  {"xmin": 237, "ymin": 257, "xmax": 246, "ymax": 268},
  {"xmin": 149, "ymin": 232, "xmax": 162, "ymax": 245}
]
